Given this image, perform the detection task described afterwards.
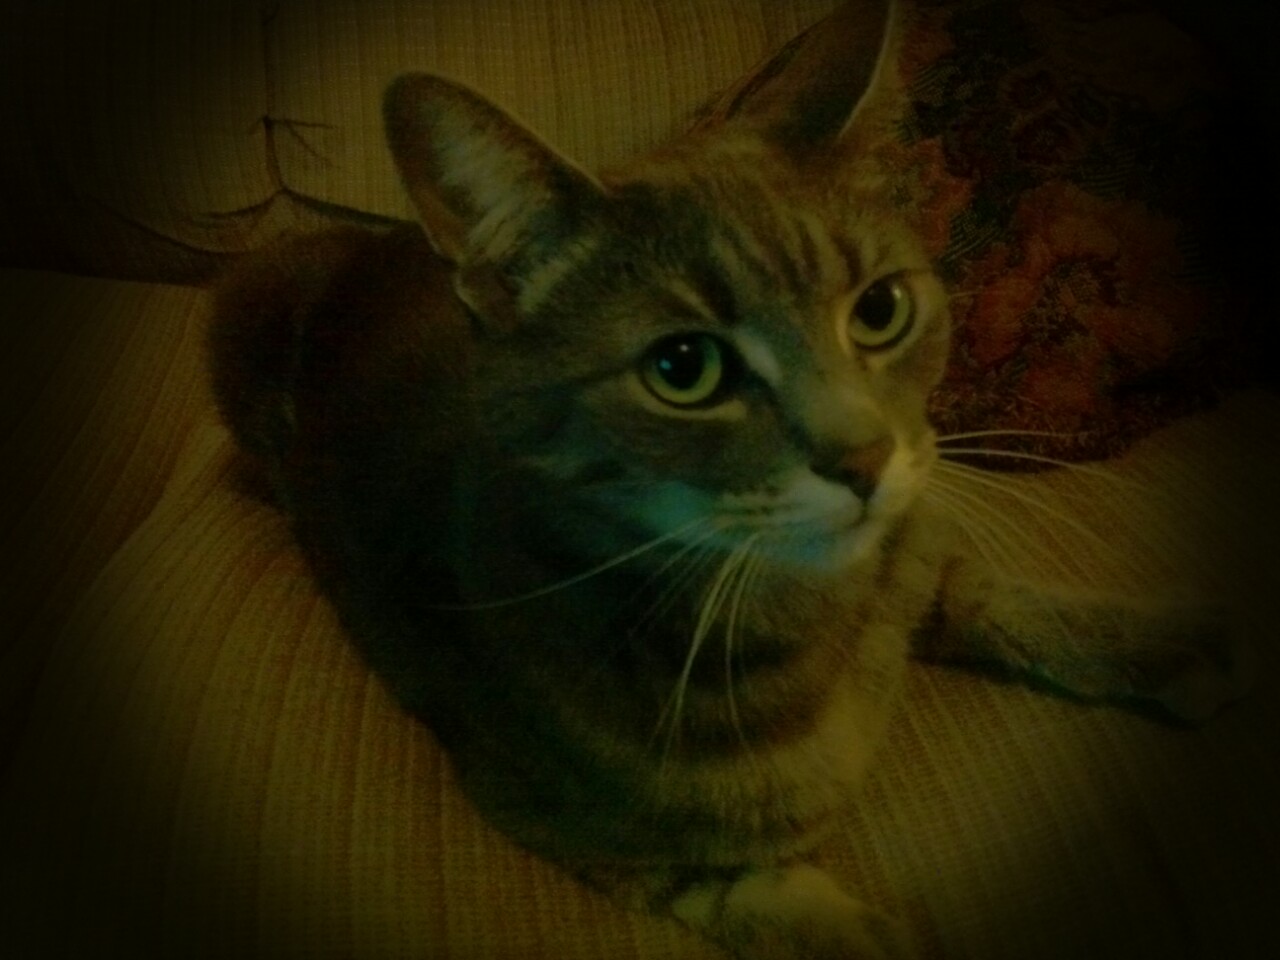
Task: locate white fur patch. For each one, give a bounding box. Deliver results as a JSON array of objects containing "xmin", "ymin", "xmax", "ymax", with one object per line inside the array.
[
  {"xmin": 665, "ymin": 277, "xmax": 718, "ymax": 323},
  {"xmin": 435, "ymin": 111, "xmax": 541, "ymax": 231},
  {"xmin": 732, "ymin": 330, "xmax": 783, "ymax": 387},
  {"xmin": 712, "ymin": 432, "xmax": 934, "ymax": 572},
  {"xmin": 517, "ymin": 236, "xmax": 600, "ymax": 313},
  {"xmin": 721, "ymin": 466, "xmax": 857, "ymax": 526},
  {"xmin": 672, "ymin": 864, "xmax": 911, "ymax": 958},
  {"xmin": 869, "ymin": 431, "xmax": 934, "ymax": 518},
  {"xmin": 832, "ymin": 290, "xmax": 857, "ymax": 359}
]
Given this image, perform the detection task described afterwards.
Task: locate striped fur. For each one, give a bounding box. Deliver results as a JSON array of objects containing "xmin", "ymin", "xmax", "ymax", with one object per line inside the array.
[{"xmin": 209, "ymin": 1, "xmax": 1249, "ymax": 957}]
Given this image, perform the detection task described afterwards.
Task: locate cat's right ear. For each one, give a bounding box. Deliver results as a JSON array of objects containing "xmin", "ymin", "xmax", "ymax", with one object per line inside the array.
[
  {"xmin": 698, "ymin": 0, "xmax": 896, "ymax": 158},
  {"xmin": 383, "ymin": 74, "xmax": 602, "ymax": 265}
]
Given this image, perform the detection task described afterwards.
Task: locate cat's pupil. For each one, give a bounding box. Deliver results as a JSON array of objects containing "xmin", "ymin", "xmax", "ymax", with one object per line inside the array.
[
  {"xmin": 657, "ymin": 339, "xmax": 705, "ymax": 390},
  {"xmin": 856, "ymin": 279, "xmax": 896, "ymax": 331}
]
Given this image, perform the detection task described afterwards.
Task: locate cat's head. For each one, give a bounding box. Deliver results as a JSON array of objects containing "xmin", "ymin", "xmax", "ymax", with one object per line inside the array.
[{"xmin": 384, "ymin": 0, "xmax": 948, "ymax": 573}]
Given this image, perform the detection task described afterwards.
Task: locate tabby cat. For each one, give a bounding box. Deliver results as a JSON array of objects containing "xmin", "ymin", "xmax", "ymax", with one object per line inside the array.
[{"xmin": 208, "ymin": 1, "xmax": 1248, "ymax": 956}]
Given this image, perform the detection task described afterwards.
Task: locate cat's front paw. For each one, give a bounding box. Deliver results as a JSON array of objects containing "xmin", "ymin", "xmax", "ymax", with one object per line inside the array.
[
  {"xmin": 672, "ymin": 864, "xmax": 913, "ymax": 960},
  {"xmin": 943, "ymin": 577, "xmax": 1256, "ymax": 724},
  {"xmin": 1142, "ymin": 604, "xmax": 1255, "ymax": 723}
]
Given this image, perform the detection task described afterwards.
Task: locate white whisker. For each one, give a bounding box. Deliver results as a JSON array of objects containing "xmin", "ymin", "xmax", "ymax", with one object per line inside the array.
[
  {"xmin": 723, "ymin": 540, "xmax": 767, "ymax": 760},
  {"xmin": 627, "ymin": 526, "xmax": 726, "ymax": 636},
  {"xmin": 925, "ymin": 479, "xmax": 1043, "ymax": 577},
  {"xmin": 928, "ymin": 469, "xmax": 1103, "ymax": 587},
  {"xmin": 939, "ymin": 447, "xmax": 1144, "ymax": 492},
  {"xmin": 923, "ymin": 484, "xmax": 1081, "ymax": 644},
  {"xmin": 936, "ymin": 459, "xmax": 1130, "ymax": 514},
  {"xmin": 921, "ymin": 487, "xmax": 996, "ymax": 563},
  {"xmin": 936, "ymin": 428, "xmax": 1089, "ymax": 443},
  {"xmin": 932, "ymin": 460, "xmax": 1138, "ymax": 579},
  {"xmin": 654, "ymin": 536, "xmax": 756, "ymax": 764},
  {"xmin": 429, "ymin": 517, "xmax": 714, "ymax": 610}
]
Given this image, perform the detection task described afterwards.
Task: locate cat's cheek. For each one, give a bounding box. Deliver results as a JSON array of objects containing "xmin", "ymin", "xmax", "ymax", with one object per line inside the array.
[{"xmin": 618, "ymin": 481, "xmax": 720, "ymax": 542}]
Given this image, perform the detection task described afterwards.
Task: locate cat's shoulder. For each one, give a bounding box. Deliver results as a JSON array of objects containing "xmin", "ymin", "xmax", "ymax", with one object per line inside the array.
[
  {"xmin": 208, "ymin": 221, "xmax": 466, "ymax": 460},
  {"xmin": 211, "ymin": 222, "xmax": 443, "ymax": 333}
]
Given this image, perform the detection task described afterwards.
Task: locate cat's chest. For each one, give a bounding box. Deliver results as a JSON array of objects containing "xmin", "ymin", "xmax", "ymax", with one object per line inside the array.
[{"xmin": 483, "ymin": 548, "xmax": 924, "ymax": 736}]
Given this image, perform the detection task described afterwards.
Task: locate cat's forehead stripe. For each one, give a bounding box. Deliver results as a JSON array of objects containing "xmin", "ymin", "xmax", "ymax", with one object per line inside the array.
[
  {"xmin": 683, "ymin": 260, "xmax": 740, "ymax": 326},
  {"xmin": 792, "ymin": 211, "xmax": 823, "ymax": 279},
  {"xmin": 663, "ymin": 276, "xmax": 722, "ymax": 324},
  {"xmin": 797, "ymin": 211, "xmax": 855, "ymax": 291},
  {"xmin": 727, "ymin": 200, "xmax": 805, "ymax": 294},
  {"xmin": 711, "ymin": 194, "xmax": 851, "ymax": 303},
  {"xmin": 710, "ymin": 224, "xmax": 771, "ymax": 289}
]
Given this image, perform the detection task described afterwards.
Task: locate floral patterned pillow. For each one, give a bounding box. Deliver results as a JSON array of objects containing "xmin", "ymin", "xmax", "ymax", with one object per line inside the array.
[{"xmin": 707, "ymin": 0, "xmax": 1256, "ymax": 463}]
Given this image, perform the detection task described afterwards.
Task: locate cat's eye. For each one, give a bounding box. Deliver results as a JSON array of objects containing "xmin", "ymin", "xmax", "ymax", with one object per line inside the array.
[
  {"xmin": 639, "ymin": 333, "xmax": 734, "ymax": 408},
  {"xmin": 849, "ymin": 276, "xmax": 914, "ymax": 351}
]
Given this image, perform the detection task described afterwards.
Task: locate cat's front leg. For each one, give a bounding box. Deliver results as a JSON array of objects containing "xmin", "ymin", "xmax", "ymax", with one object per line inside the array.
[
  {"xmin": 656, "ymin": 863, "xmax": 912, "ymax": 960},
  {"xmin": 921, "ymin": 560, "xmax": 1254, "ymax": 722}
]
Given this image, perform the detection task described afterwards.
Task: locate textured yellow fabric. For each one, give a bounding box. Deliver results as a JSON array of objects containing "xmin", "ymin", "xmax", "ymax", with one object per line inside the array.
[
  {"xmin": 3, "ymin": 269, "xmax": 1277, "ymax": 957},
  {"xmin": 1, "ymin": 271, "xmax": 209, "ymax": 761},
  {"xmin": 1, "ymin": 0, "xmax": 837, "ymax": 281}
]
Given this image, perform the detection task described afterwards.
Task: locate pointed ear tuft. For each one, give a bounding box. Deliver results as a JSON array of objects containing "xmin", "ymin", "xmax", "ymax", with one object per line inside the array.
[
  {"xmin": 701, "ymin": 0, "xmax": 896, "ymax": 156},
  {"xmin": 383, "ymin": 74, "xmax": 600, "ymax": 263}
]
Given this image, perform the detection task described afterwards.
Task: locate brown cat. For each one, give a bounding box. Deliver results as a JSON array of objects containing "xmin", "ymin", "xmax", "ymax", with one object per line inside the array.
[{"xmin": 208, "ymin": 1, "xmax": 1249, "ymax": 956}]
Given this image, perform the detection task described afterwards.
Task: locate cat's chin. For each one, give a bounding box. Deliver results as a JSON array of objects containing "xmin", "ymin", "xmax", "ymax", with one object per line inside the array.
[{"xmin": 762, "ymin": 515, "xmax": 891, "ymax": 576}]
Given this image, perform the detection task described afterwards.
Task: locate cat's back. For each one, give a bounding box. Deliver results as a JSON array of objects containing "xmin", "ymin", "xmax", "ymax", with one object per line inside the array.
[{"xmin": 208, "ymin": 222, "xmax": 470, "ymax": 467}]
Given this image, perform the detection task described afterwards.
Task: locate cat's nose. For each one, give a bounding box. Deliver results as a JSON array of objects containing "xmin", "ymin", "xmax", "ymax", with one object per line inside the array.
[{"xmin": 812, "ymin": 436, "xmax": 894, "ymax": 500}]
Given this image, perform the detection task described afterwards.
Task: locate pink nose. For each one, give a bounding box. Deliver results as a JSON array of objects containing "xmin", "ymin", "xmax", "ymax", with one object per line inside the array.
[{"xmin": 813, "ymin": 436, "xmax": 894, "ymax": 500}]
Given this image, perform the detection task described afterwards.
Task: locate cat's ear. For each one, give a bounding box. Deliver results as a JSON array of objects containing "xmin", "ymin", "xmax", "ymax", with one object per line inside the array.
[
  {"xmin": 703, "ymin": 0, "xmax": 896, "ymax": 156},
  {"xmin": 383, "ymin": 74, "xmax": 601, "ymax": 265}
]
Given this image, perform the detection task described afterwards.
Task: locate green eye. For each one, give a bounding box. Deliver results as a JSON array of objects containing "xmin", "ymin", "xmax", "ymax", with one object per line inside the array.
[
  {"xmin": 640, "ymin": 333, "xmax": 732, "ymax": 408},
  {"xmin": 849, "ymin": 276, "xmax": 914, "ymax": 350}
]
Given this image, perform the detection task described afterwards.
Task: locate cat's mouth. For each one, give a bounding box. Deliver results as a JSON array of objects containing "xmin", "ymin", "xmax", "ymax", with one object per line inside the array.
[
  {"xmin": 705, "ymin": 490, "xmax": 884, "ymax": 574},
  {"xmin": 715, "ymin": 437, "xmax": 935, "ymax": 572},
  {"xmin": 602, "ymin": 439, "xmax": 933, "ymax": 574},
  {"xmin": 751, "ymin": 509, "xmax": 888, "ymax": 573}
]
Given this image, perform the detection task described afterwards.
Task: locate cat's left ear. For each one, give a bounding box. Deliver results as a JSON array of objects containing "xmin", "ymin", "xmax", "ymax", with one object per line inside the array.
[
  {"xmin": 700, "ymin": 0, "xmax": 897, "ymax": 157},
  {"xmin": 383, "ymin": 74, "xmax": 602, "ymax": 265}
]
